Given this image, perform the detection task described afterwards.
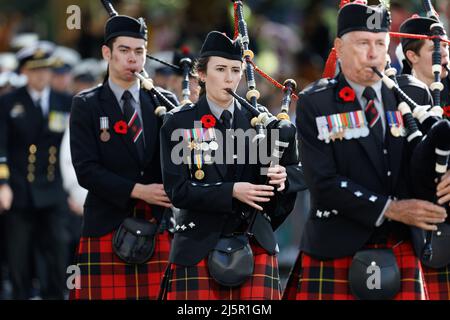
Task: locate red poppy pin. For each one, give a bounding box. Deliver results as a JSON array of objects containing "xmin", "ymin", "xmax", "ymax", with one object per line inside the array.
[
  {"xmin": 200, "ymin": 114, "xmax": 216, "ymax": 128},
  {"xmin": 443, "ymin": 105, "xmax": 450, "ymax": 118},
  {"xmin": 339, "ymin": 86, "xmax": 356, "ymax": 103},
  {"xmin": 114, "ymin": 120, "xmax": 128, "ymax": 135}
]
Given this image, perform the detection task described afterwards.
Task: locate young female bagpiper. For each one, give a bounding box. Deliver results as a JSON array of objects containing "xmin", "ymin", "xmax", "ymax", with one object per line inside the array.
[{"xmin": 160, "ymin": 31, "xmax": 303, "ymax": 300}]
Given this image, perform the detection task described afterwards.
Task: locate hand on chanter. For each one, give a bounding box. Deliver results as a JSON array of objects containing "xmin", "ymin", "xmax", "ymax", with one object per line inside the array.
[{"xmin": 232, "ymin": 182, "xmax": 275, "ymax": 211}]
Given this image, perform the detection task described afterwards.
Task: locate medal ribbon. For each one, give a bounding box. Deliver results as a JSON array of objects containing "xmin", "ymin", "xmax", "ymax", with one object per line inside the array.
[
  {"xmin": 356, "ymin": 110, "xmax": 364, "ymax": 127},
  {"xmin": 100, "ymin": 117, "xmax": 109, "ymax": 130},
  {"xmin": 194, "ymin": 153, "xmax": 203, "ymax": 171},
  {"xmin": 326, "ymin": 115, "xmax": 333, "ymax": 133},
  {"xmin": 386, "ymin": 111, "xmax": 395, "ymax": 128},
  {"xmin": 395, "ymin": 111, "xmax": 404, "ymax": 128},
  {"xmin": 350, "ymin": 111, "xmax": 357, "ymax": 128}
]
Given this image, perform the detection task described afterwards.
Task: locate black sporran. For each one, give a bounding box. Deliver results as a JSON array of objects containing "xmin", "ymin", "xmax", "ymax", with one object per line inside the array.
[
  {"xmin": 207, "ymin": 234, "xmax": 254, "ymax": 287},
  {"xmin": 349, "ymin": 248, "xmax": 400, "ymax": 300},
  {"xmin": 112, "ymin": 217, "xmax": 158, "ymax": 264}
]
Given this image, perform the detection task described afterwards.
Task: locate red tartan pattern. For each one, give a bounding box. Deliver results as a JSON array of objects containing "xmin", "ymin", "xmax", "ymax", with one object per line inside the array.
[
  {"xmin": 164, "ymin": 243, "xmax": 281, "ymax": 300},
  {"xmin": 283, "ymin": 240, "xmax": 428, "ymax": 300},
  {"xmin": 422, "ymin": 265, "xmax": 450, "ymax": 300},
  {"xmin": 69, "ymin": 201, "xmax": 171, "ymax": 300},
  {"xmin": 283, "ymin": 251, "xmax": 302, "ymax": 300}
]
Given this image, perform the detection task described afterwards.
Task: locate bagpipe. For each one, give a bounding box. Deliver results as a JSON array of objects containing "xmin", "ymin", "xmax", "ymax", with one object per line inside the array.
[
  {"xmin": 179, "ymin": 55, "xmax": 194, "ymax": 106},
  {"xmin": 411, "ymin": 0, "xmax": 450, "ymax": 268},
  {"xmin": 423, "ymin": 0, "xmax": 446, "ymax": 109},
  {"xmin": 229, "ymin": 0, "xmax": 298, "ymax": 163},
  {"xmin": 227, "ymin": 0, "xmax": 301, "ymax": 232},
  {"xmin": 100, "ymin": 0, "xmax": 192, "ymax": 120},
  {"xmin": 369, "ymin": 0, "xmax": 450, "ymax": 268}
]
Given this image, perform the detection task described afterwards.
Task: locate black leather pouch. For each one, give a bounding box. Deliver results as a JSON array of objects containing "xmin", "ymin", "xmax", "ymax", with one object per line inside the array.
[
  {"xmin": 207, "ymin": 234, "xmax": 254, "ymax": 287},
  {"xmin": 349, "ymin": 248, "xmax": 400, "ymax": 300},
  {"xmin": 112, "ymin": 217, "xmax": 158, "ymax": 264}
]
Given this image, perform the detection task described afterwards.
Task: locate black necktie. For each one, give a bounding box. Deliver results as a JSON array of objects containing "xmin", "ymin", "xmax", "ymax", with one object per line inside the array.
[
  {"xmin": 220, "ymin": 109, "xmax": 235, "ymax": 179},
  {"xmin": 122, "ymin": 90, "xmax": 144, "ymax": 162},
  {"xmin": 363, "ymin": 87, "xmax": 383, "ymax": 142},
  {"xmin": 220, "ymin": 109, "xmax": 232, "ymax": 130},
  {"xmin": 35, "ymin": 98, "xmax": 44, "ymax": 118}
]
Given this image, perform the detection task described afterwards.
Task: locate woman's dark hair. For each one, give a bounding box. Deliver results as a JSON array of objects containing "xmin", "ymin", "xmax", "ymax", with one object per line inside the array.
[{"xmin": 193, "ymin": 56, "xmax": 210, "ymax": 97}]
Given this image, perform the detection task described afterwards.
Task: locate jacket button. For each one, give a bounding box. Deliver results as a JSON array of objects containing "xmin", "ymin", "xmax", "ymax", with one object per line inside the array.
[
  {"xmin": 27, "ymin": 173, "xmax": 35, "ymax": 182},
  {"xmin": 241, "ymin": 211, "xmax": 250, "ymax": 219},
  {"xmin": 140, "ymin": 171, "xmax": 144, "ymax": 176},
  {"xmin": 48, "ymin": 155, "xmax": 57, "ymax": 164},
  {"xmin": 29, "ymin": 144, "xmax": 37, "ymax": 154}
]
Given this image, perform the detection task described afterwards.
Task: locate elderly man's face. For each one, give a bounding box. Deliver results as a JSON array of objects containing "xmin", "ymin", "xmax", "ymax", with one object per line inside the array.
[{"xmin": 335, "ymin": 31, "xmax": 389, "ymax": 86}]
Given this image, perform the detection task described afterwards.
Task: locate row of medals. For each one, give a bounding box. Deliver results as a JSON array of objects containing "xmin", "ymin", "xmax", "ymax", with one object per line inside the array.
[
  {"xmin": 323, "ymin": 124, "xmax": 406, "ymax": 142},
  {"xmin": 318, "ymin": 110, "xmax": 406, "ymax": 142},
  {"xmin": 187, "ymin": 128, "xmax": 219, "ymax": 181}
]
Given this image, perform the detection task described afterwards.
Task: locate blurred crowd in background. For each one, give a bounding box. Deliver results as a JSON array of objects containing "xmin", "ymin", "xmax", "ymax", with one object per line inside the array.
[{"xmin": 0, "ymin": 0, "xmax": 449, "ymax": 299}]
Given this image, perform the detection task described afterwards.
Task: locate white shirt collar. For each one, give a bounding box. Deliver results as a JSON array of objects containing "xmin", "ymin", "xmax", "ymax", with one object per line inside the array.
[{"xmin": 27, "ymin": 86, "xmax": 50, "ymax": 104}]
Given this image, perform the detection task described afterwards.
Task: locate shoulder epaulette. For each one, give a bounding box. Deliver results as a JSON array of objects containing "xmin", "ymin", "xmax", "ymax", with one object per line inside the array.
[
  {"xmin": 301, "ymin": 78, "xmax": 338, "ymax": 96},
  {"xmin": 396, "ymin": 74, "xmax": 428, "ymax": 90},
  {"xmin": 169, "ymin": 102, "xmax": 196, "ymax": 115},
  {"xmin": 76, "ymin": 84, "xmax": 102, "ymax": 98}
]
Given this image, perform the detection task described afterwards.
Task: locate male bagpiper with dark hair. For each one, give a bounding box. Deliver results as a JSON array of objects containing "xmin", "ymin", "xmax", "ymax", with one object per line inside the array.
[
  {"xmin": 398, "ymin": 15, "xmax": 450, "ymax": 300},
  {"xmin": 0, "ymin": 42, "xmax": 71, "ymax": 299},
  {"xmin": 69, "ymin": 14, "xmax": 178, "ymax": 300},
  {"xmin": 399, "ymin": 15, "xmax": 450, "ymax": 120}
]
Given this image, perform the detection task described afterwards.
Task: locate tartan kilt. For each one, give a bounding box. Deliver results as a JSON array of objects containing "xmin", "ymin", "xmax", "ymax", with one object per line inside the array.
[
  {"xmin": 164, "ymin": 241, "xmax": 282, "ymax": 300},
  {"xmin": 422, "ymin": 265, "xmax": 450, "ymax": 300},
  {"xmin": 69, "ymin": 201, "xmax": 171, "ymax": 300},
  {"xmin": 283, "ymin": 239, "xmax": 428, "ymax": 300},
  {"xmin": 283, "ymin": 250, "xmax": 302, "ymax": 300}
]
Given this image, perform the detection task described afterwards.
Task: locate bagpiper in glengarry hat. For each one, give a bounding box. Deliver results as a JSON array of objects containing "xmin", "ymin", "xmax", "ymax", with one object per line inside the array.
[
  {"xmin": 337, "ymin": 1, "xmax": 391, "ymax": 38},
  {"xmin": 398, "ymin": 15, "xmax": 447, "ymax": 74},
  {"xmin": 399, "ymin": 15, "xmax": 447, "ymax": 53},
  {"xmin": 199, "ymin": 31, "xmax": 242, "ymax": 61},
  {"xmin": 322, "ymin": 0, "xmax": 391, "ymax": 78},
  {"xmin": 104, "ymin": 15, "xmax": 148, "ymax": 43}
]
